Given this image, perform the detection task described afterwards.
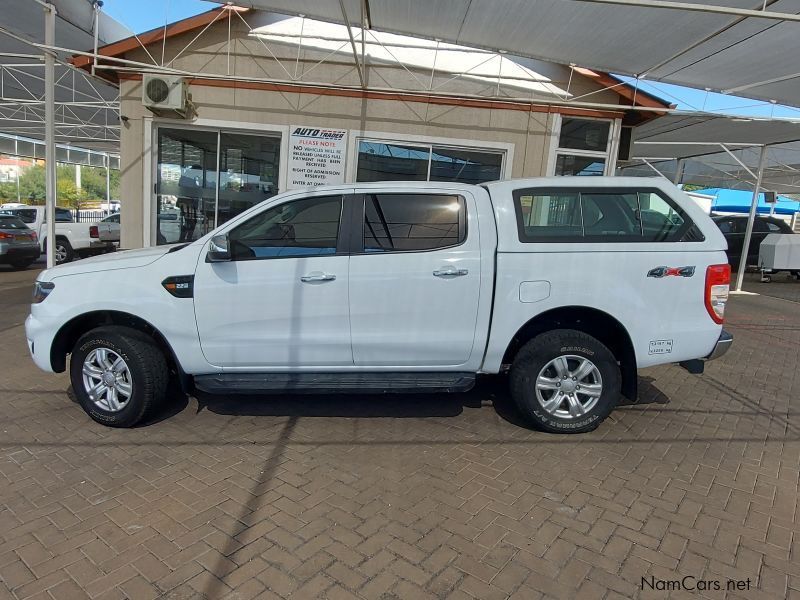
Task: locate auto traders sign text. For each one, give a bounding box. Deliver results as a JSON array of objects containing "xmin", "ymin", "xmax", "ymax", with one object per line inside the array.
[{"xmin": 288, "ymin": 126, "xmax": 348, "ymax": 188}]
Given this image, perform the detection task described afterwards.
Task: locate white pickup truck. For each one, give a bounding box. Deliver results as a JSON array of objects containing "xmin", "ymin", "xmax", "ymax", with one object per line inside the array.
[
  {"xmin": 1, "ymin": 205, "xmax": 114, "ymax": 264},
  {"xmin": 25, "ymin": 178, "xmax": 732, "ymax": 432}
]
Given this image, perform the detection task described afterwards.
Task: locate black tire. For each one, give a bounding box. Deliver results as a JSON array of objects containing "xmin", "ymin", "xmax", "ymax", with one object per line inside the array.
[
  {"xmin": 10, "ymin": 260, "xmax": 33, "ymax": 270},
  {"xmin": 46, "ymin": 237, "xmax": 74, "ymax": 264},
  {"xmin": 69, "ymin": 326, "xmax": 168, "ymax": 427},
  {"xmin": 510, "ymin": 329, "xmax": 621, "ymax": 433}
]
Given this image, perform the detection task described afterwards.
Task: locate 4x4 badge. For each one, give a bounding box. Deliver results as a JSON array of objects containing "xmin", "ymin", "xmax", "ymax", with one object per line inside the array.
[{"xmin": 647, "ymin": 266, "xmax": 696, "ymax": 278}]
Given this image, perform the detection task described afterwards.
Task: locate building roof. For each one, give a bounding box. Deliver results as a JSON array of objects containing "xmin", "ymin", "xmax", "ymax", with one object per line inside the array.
[
  {"xmin": 215, "ymin": 0, "xmax": 800, "ymax": 108},
  {"xmin": 70, "ymin": 6, "xmax": 671, "ymax": 116}
]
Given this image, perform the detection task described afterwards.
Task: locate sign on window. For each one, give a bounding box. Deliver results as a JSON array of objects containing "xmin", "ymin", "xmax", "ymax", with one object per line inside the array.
[{"xmin": 288, "ymin": 126, "xmax": 348, "ymax": 188}]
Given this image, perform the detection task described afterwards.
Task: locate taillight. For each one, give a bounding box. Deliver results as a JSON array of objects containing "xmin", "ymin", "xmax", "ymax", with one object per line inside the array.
[
  {"xmin": 89, "ymin": 225, "xmax": 99, "ymax": 238},
  {"xmin": 705, "ymin": 264, "xmax": 730, "ymax": 324},
  {"xmin": 30, "ymin": 231, "xmax": 37, "ymax": 241},
  {"xmin": 0, "ymin": 231, "xmax": 12, "ymax": 240}
]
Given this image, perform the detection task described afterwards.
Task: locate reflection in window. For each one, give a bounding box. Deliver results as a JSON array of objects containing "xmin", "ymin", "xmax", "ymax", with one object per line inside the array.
[
  {"xmin": 514, "ymin": 189, "xmax": 698, "ymax": 242},
  {"xmin": 555, "ymin": 154, "xmax": 606, "ymax": 176},
  {"xmin": 357, "ymin": 142, "xmax": 429, "ymax": 182},
  {"xmin": 217, "ymin": 133, "xmax": 280, "ymax": 226},
  {"xmin": 638, "ymin": 192, "xmax": 685, "ymax": 241},
  {"xmin": 364, "ymin": 194, "xmax": 465, "ymax": 252},
  {"xmin": 157, "ymin": 128, "xmax": 218, "ymax": 245},
  {"xmin": 558, "ymin": 118, "xmax": 610, "ymax": 152},
  {"xmin": 156, "ymin": 128, "xmax": 281, "ymax": 245},
  {"xmin": 581, "ymin": 193, "xmax": 640, "ymax": 237},
  {"xmin": 517, "ymin": 193, "xmax": 582, "ymax": 238},
  {"xmin": 357, "ymin": 140, "xmax": 504, "ymax": 184},
  {"xmin": 430, "ymin": 147, "xmax": 502, "ymax": 184},
  {"xmin": 229, "ymin": 196, "xmax": 342, "ymax": 259}
]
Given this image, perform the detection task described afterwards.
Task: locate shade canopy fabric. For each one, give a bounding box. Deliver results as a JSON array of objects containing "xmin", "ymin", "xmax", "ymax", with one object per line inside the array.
[
  {"xmin": 619, "ymin": 113, "xmax": 800, "ymax": 196},
  {"xmin": 221, "ymin": 0, "xmax": 800, "ymax": 108},
  {"xmin": 0, "ymin": 0, "xmax": 124, "ymax": 151}
]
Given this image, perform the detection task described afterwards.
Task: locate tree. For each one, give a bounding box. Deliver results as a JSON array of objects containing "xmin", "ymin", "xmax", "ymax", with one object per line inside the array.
[{"xmin": 0, "ymin": 162, "xmax": 121, "ymax": 205}]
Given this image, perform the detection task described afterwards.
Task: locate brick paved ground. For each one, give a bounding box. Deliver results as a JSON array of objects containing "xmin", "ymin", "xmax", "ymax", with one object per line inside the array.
[{"xmin": 0, "ymin": 265, "xmax": 798, "ymax": 600}]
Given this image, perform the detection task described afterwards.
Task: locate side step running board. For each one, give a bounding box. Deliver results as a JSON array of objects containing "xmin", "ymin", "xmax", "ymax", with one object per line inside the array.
[{"xmin": 193, "ymin": 372, "xmax": 476, "ymax": 395}]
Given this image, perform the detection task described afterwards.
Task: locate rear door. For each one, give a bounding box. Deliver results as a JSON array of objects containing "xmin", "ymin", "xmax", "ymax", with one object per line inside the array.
[{"xmin": 348, "ymin": 190, "xmax": 482, "ymax": 367}]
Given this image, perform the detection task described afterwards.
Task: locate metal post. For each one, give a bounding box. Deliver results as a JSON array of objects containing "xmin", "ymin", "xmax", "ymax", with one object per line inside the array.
[
  {"xmin": 735, "ymin": 145, "xmax": 768, "ymax": 292},
  {"xmin": 105, "ymin": 156, "xmax": 110, "ymax": 206},
  {"xmin": 44, "ymin": 2, "xmax": 56, "ymax": 268},
  {"xmin": 672, "ymin": 158, "xmax": 685, "ymax": 185}
]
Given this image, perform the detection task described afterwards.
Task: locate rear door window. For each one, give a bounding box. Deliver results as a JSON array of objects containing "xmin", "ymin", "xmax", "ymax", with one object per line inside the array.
[{"xmin": 361, "ymin": 193, "xmax": 466, "ymax": 252}]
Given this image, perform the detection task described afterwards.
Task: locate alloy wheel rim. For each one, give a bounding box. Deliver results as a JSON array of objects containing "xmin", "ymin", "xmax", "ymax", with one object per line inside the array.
[
  {"xmin": 81, "ymin": 347, "xmax": 132, "ymax": 412},
  {"xmin": 55, "ymin": 244, "xmax": 67, "ymax": 263},
  {"xmin": 534, "ymin": 354, "xmax": 602, "ymax": 419}
]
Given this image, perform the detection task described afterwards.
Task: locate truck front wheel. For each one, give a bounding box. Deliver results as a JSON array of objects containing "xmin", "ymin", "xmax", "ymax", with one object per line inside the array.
[
  {"xmin": 69, "ymin": 326, "xmax": 168, "ymax": 427},
  {"xmin": 510, "ymin": 329, "xmax": 621, "ymax": 433}
]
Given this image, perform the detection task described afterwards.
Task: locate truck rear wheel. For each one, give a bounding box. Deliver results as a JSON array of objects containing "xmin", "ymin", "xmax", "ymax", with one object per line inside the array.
[
  {"xmin": 510, "ymin": 329, "xmax": 620, "ymax": 433},
  {"xmin": 69, "ymin": 326, "xmax": 168, "ymax": 428}
]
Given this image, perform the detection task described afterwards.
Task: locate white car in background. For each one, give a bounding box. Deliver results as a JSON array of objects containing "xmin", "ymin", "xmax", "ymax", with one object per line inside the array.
[{"xmin": 94, "ymin": 212, "xmax": 120, "ymax": 244}]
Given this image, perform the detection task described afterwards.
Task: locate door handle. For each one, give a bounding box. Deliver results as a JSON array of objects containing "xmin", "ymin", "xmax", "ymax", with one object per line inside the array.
[
  {"xmin": 433, "ymin": 266, "xmax": 468, "ymax": 277},
  {"xmin": 301, "ymin": 272, "xmax": 336, "ymax": 282}
]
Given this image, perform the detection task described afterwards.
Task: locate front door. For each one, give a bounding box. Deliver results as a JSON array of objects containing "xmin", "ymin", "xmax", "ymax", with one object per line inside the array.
[
  {"xmin": 193, "ymin": 194, "xmax": 353, "ymax": 368},
  {"xmin": 348, "ymin": 191, "xmax": 482, "ymax": 367}
]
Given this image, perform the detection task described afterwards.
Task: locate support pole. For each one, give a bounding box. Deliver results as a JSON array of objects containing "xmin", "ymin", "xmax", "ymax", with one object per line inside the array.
[
  {"xmin": 735, "ymin": 145, "xmax": 768, "ymax": 292},
  {"xmin": 105, "ymin": 156, "xmax": 110, "ymax": 206},
  {"xmin": 44, "ymin": 2, "xmax": 56, "ymax": 268},
  {"xmin": 672, "ymin": 158, "xmax": 685, "ymax": 185}
]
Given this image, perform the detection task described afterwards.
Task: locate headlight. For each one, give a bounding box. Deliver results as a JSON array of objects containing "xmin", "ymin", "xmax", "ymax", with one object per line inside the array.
[{"xmin": 32, "ymin": 281, "xmax": 55, "ymax": 304}]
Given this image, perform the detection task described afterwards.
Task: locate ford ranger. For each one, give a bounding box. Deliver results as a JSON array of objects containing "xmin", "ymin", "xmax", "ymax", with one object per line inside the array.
[{"xmin": 25, "ymin": 177, "xmax": 732, "ymax": 433}]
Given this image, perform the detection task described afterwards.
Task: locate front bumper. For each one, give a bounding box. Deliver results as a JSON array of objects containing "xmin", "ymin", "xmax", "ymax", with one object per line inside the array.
[
  {"xmin": 706, "ymin": 329, "xmax": 733, "ymax": 361},
  {"xmin": 25, "ymin": 313, "xmax": 56, "ymax": 373}
]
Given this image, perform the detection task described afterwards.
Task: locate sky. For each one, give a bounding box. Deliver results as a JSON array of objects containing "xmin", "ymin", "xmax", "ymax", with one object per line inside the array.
[{"xmin": 101, "ymin": 0, "xmax": 800, "ymax": 119}]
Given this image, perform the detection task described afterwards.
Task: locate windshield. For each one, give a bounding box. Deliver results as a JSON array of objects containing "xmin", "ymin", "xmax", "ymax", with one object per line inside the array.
[
  {"xmin": 8, "ymin": 208, "xmax": 36, "ymax": 223},
  {"xmin": 0, "ymin": 216, "xmax": 29, "ymax": 230}
]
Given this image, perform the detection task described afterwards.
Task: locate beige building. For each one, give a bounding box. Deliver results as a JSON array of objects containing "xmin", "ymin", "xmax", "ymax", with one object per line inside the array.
[{"xmin": 73, "ymin": 7, "xmax": 669, "ymax": 249}]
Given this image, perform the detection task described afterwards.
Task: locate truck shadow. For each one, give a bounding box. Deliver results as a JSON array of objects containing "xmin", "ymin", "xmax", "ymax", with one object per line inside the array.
[{"xmin": 151, "ymin": 374, "xmax": 671, "ymax": 429}]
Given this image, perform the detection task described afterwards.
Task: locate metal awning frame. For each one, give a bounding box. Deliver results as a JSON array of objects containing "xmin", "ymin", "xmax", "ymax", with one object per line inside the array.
[{"xmin": 630, "ymin": 137, "xmax": 797, "ymax": 291}]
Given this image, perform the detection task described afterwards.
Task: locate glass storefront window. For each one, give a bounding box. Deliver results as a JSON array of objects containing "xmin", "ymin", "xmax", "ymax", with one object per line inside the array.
[
  {"xmin": 218, "ymin": 133, "xmax": 281, "ymax": 226},
  {"xmin": 156, "ymin": 128, "xmax": 280, "ymax": 245},
  {"xmin": 430, "ymin": 147, "xmax": 502, "ymax": 184},
  {"xmin": 356, "ymin": 142, "xmax": 429, "ymax": 182},
  {"xmin": 156, "ymin": 129, "xmax": 218, "ymax": 245},
  {"xmin": 357, "ymin": 139, "xmax": 504, "ymax": 184}
]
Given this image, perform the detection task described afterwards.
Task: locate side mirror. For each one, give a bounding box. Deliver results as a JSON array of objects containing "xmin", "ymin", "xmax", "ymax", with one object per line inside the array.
[{"xmin": 206, "ymin": 233, "xmax": 231, "ymax": 262}]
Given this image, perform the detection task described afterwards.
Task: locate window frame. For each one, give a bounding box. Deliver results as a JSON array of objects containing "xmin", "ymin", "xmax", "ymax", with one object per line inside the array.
[
  {"xmin": 351, "ymin": 192, "xmax": 469, "ymax": 255},
  {"xmin": 512, "ymin": 186, "xmax": 702, "ymax": 244},
  {"xmin": 548, "ymin": 115, "xmax": 620, "ymax": 177},
  {"xmin": 225, "ymin": 193, "xmax": 353, "ymax": 262},
  {"xmin": 347, "ymin": 130, "xmax": 513, "ymax": 185}
]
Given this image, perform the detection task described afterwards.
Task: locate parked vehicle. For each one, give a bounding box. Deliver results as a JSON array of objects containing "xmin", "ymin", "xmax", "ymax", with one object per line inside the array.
[
  {"xmin": 26, "ymin": 177, "xmax": 732, "ymax": 432},
  {"xmin": 712, "ymin": 214, "xmax": 793, "ymax": 268},
  {"xmin": 0, "ymin": 214, "xmax": 40, "ymax": 269},
  {"xmin": 0, "ymin": 206, "xmax": 114, "ymax": 264},
  {"xmin": 93, "ymin": 212, "xmax": 120, "ymax": 244}
]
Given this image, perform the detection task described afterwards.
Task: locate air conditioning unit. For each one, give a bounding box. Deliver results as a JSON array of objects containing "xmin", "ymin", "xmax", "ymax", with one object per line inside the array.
[{"xmin": 142, "ymin": 74, "xmax": 190, "ymax": 118}]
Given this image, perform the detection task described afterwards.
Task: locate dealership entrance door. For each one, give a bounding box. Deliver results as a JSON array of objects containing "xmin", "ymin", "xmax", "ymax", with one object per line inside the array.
[{"xmin": 155, "ymin": 127, "xmax": 281, "ymax": 245}]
